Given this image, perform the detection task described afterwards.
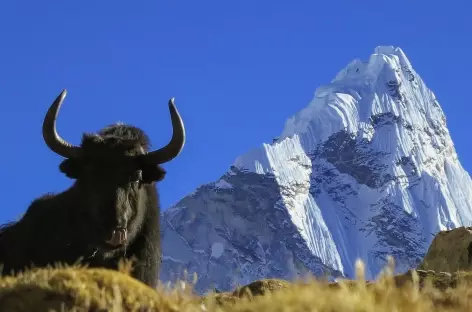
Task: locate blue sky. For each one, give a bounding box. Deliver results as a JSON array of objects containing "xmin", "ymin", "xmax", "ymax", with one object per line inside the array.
[{"xmin": 0, "ymin": 0, "xmax": 471, "ymax": 223}]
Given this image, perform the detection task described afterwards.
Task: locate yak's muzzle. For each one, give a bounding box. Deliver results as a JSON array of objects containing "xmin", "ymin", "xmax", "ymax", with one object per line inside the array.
[{"xmin": 105, "ymin": 228, "xmax": 128, "ymax": 247}]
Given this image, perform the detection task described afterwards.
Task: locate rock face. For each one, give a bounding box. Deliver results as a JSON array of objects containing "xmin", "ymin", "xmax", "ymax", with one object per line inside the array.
[
  {"xmin": 160, "ymin": 46, "xmax": 472, "ymax": 294},
  {"xmin": 418, "ymin": 226, "xmax": 472, "ymax": 273}
]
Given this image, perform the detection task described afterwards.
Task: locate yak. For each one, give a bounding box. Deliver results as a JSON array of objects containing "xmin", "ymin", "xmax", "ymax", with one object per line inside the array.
[{"xmin": 0, "ymin": 89, "xmax": 185, "ymax": 288}]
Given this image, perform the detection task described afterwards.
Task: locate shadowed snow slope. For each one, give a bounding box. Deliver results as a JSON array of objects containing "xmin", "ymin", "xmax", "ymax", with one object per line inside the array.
[{"xmin": 159, "ymin": 46, "xmax": 472, "ymax": 294}]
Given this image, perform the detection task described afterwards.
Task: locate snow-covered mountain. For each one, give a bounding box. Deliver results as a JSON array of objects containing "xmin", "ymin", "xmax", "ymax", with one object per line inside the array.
[{"xmin": 159, "ymin": 46, "xmax": 472, "ymax": 294}]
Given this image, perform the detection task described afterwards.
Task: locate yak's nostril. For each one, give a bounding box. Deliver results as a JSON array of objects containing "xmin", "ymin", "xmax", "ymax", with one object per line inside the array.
[{"xmin": 105, "ymin": 228, "xmax": 128, "ymax": 247}]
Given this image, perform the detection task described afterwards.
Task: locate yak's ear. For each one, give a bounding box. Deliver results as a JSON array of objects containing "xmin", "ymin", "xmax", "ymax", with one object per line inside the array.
[
  {"xmin": 142, "ymin": 164, "xmax": 167, "ymax": 183},
  {"xmin": 59, "ymin": 158, "xmax": 81, "ymax": 179}
]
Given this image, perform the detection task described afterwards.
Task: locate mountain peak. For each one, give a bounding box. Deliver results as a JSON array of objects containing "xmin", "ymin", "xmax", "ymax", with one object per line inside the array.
[
  {"xmin": 160, "ymin": 46, "xmax": 472, "ymax": 294},
  {"xmin": 234, "ymin": 46, "xmax": 448, "ymax": 175},
  {"xmin": 332, "ymin": 46, "xmax": 412, "ymax": 83}
]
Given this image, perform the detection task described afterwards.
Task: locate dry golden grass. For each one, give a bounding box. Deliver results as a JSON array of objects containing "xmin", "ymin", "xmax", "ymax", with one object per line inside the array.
[{"xmin": 1, "ymin": 259, "xmax": 472, "ymax": 311}]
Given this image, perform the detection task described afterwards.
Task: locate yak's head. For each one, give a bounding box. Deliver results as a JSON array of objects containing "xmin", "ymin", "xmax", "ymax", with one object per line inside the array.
[{"xmin": 41, "ymin": 89, "xmax": 185, "ymax": 255}]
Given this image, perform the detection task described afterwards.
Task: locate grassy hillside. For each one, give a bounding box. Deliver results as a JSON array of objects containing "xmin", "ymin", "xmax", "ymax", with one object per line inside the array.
[{"xmin": 1, "ymin": 259, "xmax": 472, "ymax": 312}]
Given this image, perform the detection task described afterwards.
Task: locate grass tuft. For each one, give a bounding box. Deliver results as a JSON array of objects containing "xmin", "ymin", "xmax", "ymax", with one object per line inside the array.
[{"xmin": 1, "ymin": 260, "xmax": 472, "ymax": 311}]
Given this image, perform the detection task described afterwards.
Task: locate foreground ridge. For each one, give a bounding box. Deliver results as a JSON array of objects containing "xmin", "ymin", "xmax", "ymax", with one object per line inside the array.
[{"xmin": 1, "ymin": 259, "xmax": 471, "ymax": 311}]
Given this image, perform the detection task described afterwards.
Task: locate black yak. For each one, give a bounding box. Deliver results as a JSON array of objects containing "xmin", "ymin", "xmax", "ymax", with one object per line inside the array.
[{"xmin": 0, "ymin": 89, "xmax": 185, "ymax": 288}]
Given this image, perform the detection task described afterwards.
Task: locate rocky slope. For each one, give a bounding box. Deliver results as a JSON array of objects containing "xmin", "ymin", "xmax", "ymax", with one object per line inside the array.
[{"xmin": 159, "ymin": 46, "xmax": 472, "ymax": 294}]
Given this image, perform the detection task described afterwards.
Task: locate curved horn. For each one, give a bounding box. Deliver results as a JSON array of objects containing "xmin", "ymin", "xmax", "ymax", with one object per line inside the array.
[
  {"xmin": 42, "ymin": 89, "xmax": 81, "ymax": 158},
  {"xmin": 142, "ymin": 98, "xmax": 186, "ymax": 165}
]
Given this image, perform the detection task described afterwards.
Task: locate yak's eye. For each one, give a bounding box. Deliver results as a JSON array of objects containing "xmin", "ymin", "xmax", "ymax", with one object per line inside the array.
[{"xmin": 129, "ymin": 170, "xmax": 142, "ymax": 183}]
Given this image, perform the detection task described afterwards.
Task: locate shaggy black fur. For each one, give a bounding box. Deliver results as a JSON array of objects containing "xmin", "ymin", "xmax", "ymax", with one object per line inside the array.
[{"xmin": 0, "ymin": 124, "xmax": 165, "ymax": 288}]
